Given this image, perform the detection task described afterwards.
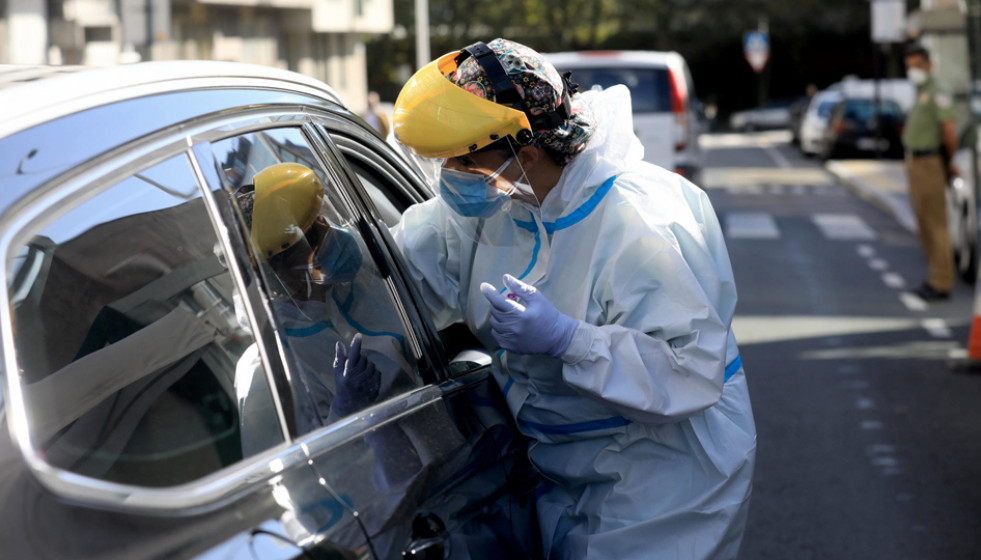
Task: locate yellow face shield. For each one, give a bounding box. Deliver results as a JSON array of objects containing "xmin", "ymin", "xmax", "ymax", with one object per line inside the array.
[{"xmin": 393, "ymin": 51, "xmax": 534, "ymax": 159}]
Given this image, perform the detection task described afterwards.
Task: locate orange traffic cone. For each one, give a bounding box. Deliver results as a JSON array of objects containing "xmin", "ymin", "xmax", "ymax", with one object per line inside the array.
[
  {"xmin": 968, "ymin": 293, "xmax": 981, "ymax": 361},
  {"xmin": 952, "ymin": 265, "xmax": 981, "ymax": 372}
]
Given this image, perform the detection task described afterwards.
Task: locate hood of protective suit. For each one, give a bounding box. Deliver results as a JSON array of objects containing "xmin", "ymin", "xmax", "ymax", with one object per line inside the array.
[{"xmin": 539, "ymin": 85, "xmax": 644, "ymax": 223}]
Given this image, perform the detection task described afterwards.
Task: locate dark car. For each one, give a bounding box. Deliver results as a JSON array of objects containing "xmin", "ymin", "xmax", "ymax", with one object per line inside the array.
[
  {"xmin": 820, "ymin": 97, "xmax": 905, "ymax": 159},
  {"xmin": 0, "ymin": 62, "xmax": 540, "ymax": 559}
]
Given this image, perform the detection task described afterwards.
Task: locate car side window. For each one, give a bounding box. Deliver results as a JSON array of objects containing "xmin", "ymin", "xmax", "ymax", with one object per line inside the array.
[
  {"xmin": 332, "ymin": 139, "xmax": 488, "ymax": 370},
  {"xmin": 210, "ymin": 127, "xmax": 424, "ymax": 437},
  {"xmin": 7, "ymin": 153, "xmax": 283, "ymax": 488}
]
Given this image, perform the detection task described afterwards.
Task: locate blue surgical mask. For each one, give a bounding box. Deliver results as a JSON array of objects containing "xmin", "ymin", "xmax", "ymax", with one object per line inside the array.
[
  {"xmin": 313, "ymin": 226, "xmax": 363, "ymax": 284},
  {"xmin": 438, "ymin": 158, "xmax": 514, "ymax": 218}
]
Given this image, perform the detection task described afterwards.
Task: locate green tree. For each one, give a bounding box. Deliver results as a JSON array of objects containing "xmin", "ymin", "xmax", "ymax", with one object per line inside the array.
[{"xmin": 367, "ymin": 0, "xmax": 887, "ymax": 116}]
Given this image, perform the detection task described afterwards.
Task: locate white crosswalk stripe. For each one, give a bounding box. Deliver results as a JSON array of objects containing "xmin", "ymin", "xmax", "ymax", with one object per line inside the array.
[
  {"xmin": 812, "ymin": 213, "xmax": 877, "ymax": 240},
  {"xmin": 725, "ymin": 212, "xmax": 780, "ymax": 239},
  {"xmin": 922, "ymin": 318, "xmax": 952, "ymax": 338},
  {"xmin": 881, "ymin": 272, "xmax": 906, "ymax": 289},
  {"xmin": 899, "ymin": 292, "xmax": 928, "ymax": 311},
  {"xmin": 720, "ymin": 183, "xmax": 847, "ymax": 196}
]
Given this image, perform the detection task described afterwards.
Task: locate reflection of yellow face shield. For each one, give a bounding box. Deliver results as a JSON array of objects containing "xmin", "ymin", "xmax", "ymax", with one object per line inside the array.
[
  {"xmin": 251, "ymin": 163, "xmax": 323, "ymax": 259},
  {"xmin": 393, "ymin": 51, "xmax": 533, "ymax": 159}
]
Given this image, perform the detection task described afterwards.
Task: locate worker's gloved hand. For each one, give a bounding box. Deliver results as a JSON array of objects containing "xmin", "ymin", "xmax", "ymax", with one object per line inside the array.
[
  {"xmin": 480, "ymin": 274, "xmax": 579, "ymax": 358},
  {"xmin": 332, "ymin": 333, "xmax": 380, "ymax": 416}
]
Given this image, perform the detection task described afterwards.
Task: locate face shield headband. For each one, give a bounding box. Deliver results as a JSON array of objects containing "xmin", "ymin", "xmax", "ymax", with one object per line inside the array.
[{"xmin": 456, "ymin": 42, "xmax": 578, "ymax": 134}]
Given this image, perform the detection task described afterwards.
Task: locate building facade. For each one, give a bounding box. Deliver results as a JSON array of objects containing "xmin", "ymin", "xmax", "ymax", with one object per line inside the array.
[{"xmin": 0, "ymin": 0, "xmax": 392, "ymax": 112}]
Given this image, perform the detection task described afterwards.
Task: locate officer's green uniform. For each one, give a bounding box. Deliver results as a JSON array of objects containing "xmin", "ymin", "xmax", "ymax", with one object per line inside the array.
[{"xmin": 902, "ymin": 76, "xmax": 955, "ymax": 293}]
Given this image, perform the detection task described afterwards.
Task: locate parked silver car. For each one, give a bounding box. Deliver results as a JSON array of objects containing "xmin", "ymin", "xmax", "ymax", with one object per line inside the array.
[
  {"xmin": 0, "ymin": 62, "xmax": 539, "ymax": 559},
  {"xmin": 949, "ymin": 126, "xmax": 979, "ymax": 283},
  {"xmin": 728, "ymin": 98, "xmax": 794, "ymax": 132}
]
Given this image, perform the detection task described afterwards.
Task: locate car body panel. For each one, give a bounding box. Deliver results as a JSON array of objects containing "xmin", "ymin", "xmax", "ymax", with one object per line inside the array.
[{"xmin": 949, "ymin": 127, "xmax": 979, "ymax": 283}]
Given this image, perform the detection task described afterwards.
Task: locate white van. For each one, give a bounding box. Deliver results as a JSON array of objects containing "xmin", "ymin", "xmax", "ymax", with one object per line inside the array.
[{"xmin": 545, "ymin": 50, "xmax": 704, "ymax": 183}]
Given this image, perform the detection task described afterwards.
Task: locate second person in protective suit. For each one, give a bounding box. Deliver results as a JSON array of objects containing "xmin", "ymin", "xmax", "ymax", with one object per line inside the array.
[{"xmin": 392, "ymin": 39, "xmax": 757, "ymax": 559}]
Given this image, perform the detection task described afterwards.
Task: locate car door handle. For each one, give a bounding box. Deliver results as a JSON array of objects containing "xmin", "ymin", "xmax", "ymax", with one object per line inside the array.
[{"xmin": 402, "ymin": 535, "xmax": 449, "ymax": 560}]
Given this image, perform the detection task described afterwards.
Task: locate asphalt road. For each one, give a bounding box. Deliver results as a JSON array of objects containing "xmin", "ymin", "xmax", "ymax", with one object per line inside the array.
[{"xmin": 700, "ymin": 132, "xmax": 981, "ymax": 560}]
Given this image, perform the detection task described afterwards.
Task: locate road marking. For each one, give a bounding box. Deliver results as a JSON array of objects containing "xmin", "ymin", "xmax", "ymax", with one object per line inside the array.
[
  {"xmin": 699, "ymin": 130, "xmax": 793, "ymax": 148},
  {"xmin": 882, "ymin": 272, "xmax": 906, "ymax": 289},
  {"xmin": 922, "ymin": 318, "xmax": 952, "ymax": 338},
  {"xmin": 816, "ymin": 186, "xmax": 847, "ymax": 196},
  {"xmin": 871, "ymin": 456, "xmax": 899, "ymax": 467},
  {"xmin": 869, "ymin": 258, "xmax": 888, "ymax": 271},
  {"xmin": 725, "ymin": 212, "xmax": 780, "ymax": 239},
  {"xmin": 760, "ymin": 139, "xmax": 793, "ymax": 169},
  {"xmin": 856, "ymin": 397, "xmax": 876, "ymax": 410},
  {"xmin": 899, "ymin": 292, "xmax": 928, "ymax": 311},
  {"xmin": 857, "ymin": 244, "xmax": 876, "ymax": 258},
  {"xmin": 812, "ymin": 213, "xmax": 877, "ymax": 240}
]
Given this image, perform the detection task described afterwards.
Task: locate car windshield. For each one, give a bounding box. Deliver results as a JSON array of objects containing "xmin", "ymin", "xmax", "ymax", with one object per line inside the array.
[
  {"xmin": 842, "ymin": 99, "xmax": 904, "ymax": 120},
  {"xmin": 561, "ymin": 66, "xmax": 672, "ymax": 113},
  {"xmin": 817, "ymin": 100, "xmax": 839, "ymax": 118}
]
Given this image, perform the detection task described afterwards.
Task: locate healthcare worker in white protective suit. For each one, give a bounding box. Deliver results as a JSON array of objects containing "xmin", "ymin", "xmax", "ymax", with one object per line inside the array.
[{"xmin": 391, "ymin": 39, "xmax": 757, "ymax": 559}]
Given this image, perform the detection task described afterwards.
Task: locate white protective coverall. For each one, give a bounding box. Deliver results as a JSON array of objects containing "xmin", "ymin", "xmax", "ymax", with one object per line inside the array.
[{"xmin": 393, "ymin": 85, "xmax": 756, "ymax": 560}]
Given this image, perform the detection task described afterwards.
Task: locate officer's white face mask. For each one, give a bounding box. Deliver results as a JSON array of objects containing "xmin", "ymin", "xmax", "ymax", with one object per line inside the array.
[{"xmin": 907, "ymin": 67, "xmax": 929, "ymax": 85}]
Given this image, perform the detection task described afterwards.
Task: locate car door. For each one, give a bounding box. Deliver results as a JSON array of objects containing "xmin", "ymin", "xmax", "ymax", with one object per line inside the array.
[
  {"xmin": 316, "ymin": 119, "xmax": 542, "ymax": 559},
  {"xmin": 0, "ymin": 112, "xmax": 360, "ymax": 559},
  {"xmin": 196, "ymin": 115, "xmax": 540, "ymax": 559}
]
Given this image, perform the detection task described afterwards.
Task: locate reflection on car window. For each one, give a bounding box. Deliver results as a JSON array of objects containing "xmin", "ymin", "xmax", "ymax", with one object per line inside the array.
[
  {"xmin": 558, "ymin": 66, "xmax": 671, "ymax": 113},
  {"xmin": 212, "ymin": 128, "xmax": 423, "ymax": 438},
  {"xmin": 341, "ymin": 156, "xmax": 409, "ymax": 228},
  {"xmin": 817, "ymin": 101, "xmax": 839, "ymax": 118},
  {"xmin": 8, "ymin": 153, "xmax": 283, "ymax": 488},
  {"xmin": 842, "ymin": 99, "xmax": 904, "ymax": 121}
]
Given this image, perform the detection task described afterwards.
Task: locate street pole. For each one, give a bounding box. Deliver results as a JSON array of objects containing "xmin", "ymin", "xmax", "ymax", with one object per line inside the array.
[
  {"xmin": 873, "ymin": 41, "xmax": 882, "ymax": 159},
  {"xmin": 415, "ymin": 0, "xmax": 430, "ymax": 70},
  {"xmin": 758, "ymin": 17, "xmax": 769, "ymax": 108}
]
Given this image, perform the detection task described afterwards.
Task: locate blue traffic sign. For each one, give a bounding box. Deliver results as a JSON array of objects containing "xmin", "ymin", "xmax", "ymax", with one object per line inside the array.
[{"xmin": 743, "ymin": 31, "xmax": 770, "ymax": 73}]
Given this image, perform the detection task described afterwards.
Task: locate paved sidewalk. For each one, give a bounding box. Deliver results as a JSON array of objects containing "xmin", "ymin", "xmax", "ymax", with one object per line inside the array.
[{"xmin": 824, "ymin": 159, "xmax": 916, "ymax": 234}]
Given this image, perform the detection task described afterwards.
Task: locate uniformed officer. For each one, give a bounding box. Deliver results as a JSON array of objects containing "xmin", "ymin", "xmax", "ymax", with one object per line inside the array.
[{"xmin": 902, "ymin": 43, "xmax": 958, "ymax": 301}]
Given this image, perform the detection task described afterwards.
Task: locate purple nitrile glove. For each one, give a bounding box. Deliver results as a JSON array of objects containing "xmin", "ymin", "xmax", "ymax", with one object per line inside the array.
[
  {"xmin": 331, "ymin": 333, "xmax": 381, "ymax": 416},
  {"xmin": 480, "ymin": 274, "xmax": 578, "ymax": 358}
]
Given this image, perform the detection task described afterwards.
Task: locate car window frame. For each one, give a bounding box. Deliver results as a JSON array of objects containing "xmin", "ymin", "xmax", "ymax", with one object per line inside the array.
[
  {"xmin": 0, "ymin": 124, "xmax": 313, "ymax": 515},
  {"xmin": 312, "ymin": 122, "xmax": 482, "ymax": 379}
]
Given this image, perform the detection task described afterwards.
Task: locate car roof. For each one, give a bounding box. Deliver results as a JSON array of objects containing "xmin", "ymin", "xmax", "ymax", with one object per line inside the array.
[
  {"xmin": 0, "ymin": 60, "xmax": 344, "ymax": 138},
  {"xmin": 544, "ymin": 50, "xmax": 686, "ymax": 70}
]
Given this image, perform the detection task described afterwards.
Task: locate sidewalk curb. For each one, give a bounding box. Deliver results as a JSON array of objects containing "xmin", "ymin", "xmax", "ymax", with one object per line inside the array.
[{"xmin": 824, "ymin": 160, "xmax": 917, "ymax": 235}]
